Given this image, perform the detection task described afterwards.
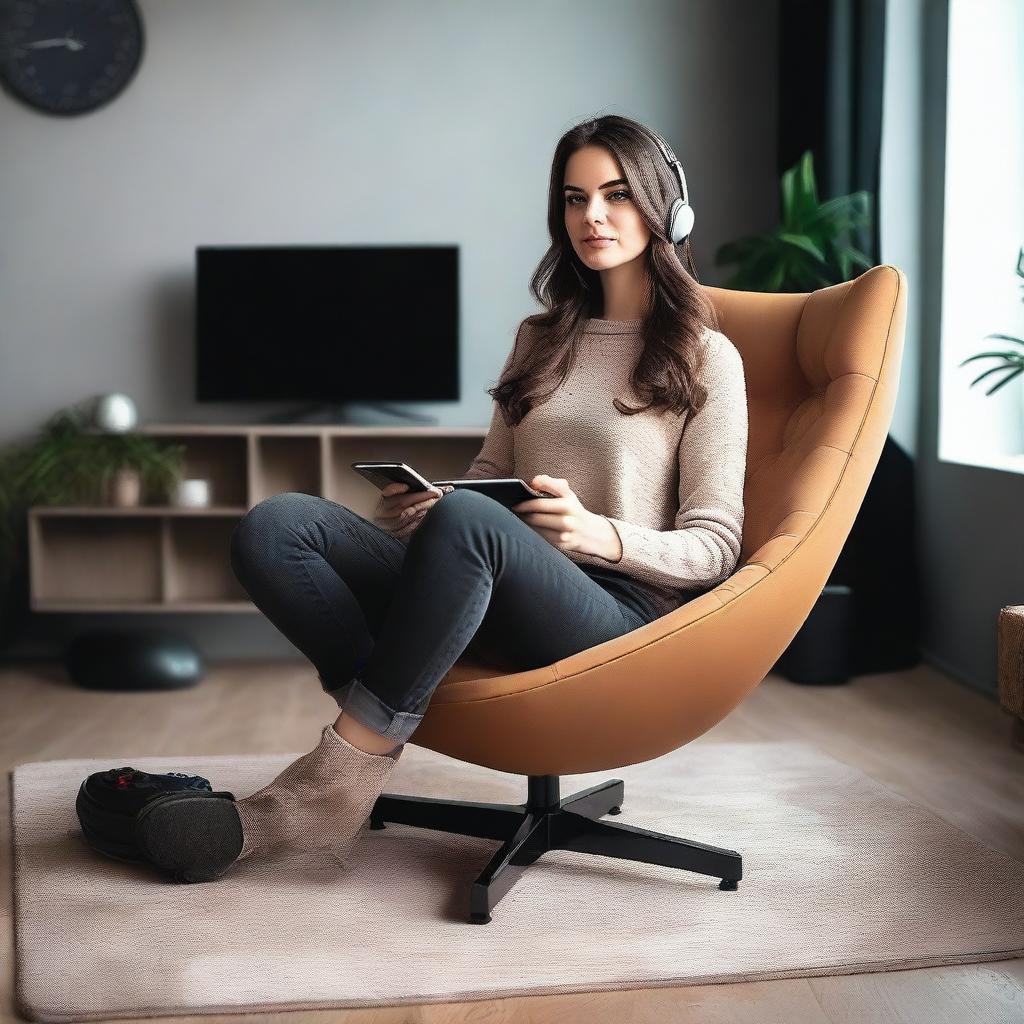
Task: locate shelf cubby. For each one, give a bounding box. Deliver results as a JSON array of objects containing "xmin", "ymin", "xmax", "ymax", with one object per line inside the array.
[
  {"xmin": 163, "ymin": 515, "xmax": 249, "ymax": 608},
  {"xmin": 252, "ymin": 433, "xmax": 323, "ymax": 504},
  {"xmin": 143, "ymin": 429, "xmax": 248, "ymax": 507},
  {"xmin": 29, "ymin": 512, "xmax": 163, "ymax": 610}
]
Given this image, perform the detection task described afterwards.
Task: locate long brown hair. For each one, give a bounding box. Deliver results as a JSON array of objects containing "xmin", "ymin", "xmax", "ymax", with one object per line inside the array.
[{"xmin": 490, "ymin": 113, "xmax": 721, "ymax": 427}]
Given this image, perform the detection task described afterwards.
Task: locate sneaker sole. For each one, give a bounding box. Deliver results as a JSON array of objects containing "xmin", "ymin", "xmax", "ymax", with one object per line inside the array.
[{"xmin": 133, "ymin": 792, "xmax": 244, "ymax": 883}]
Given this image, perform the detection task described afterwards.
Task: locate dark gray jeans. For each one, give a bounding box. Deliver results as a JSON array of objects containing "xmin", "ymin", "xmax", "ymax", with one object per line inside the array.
[{"xmin": 228, "ymin": 488, "xmax": 663, "ymax": 744}]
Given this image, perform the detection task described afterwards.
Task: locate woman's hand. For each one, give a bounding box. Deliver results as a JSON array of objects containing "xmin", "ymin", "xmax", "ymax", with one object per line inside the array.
[
  {"xmin": 510, "ymin": 474, "xmax": 622, "ymax": 561},
  {"xmin": 373, "ymin": 481, "xmax": 454, "ymax": 539}
]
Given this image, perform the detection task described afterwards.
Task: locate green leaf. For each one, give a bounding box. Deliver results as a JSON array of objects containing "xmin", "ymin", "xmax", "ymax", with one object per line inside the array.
[
  {"xmin": 781, "ymin": 166, "xmax": 797, "ymax": 226},
  {"xmin": 959, "ymin": 351, "xmax": 1022, "ymax": 365},
  {"xmin": 836, "ymin": 248, "xmax": 851, "ymax": 281},
  {"xmin": 815, "ymin": 194, "xmax": 860, "ymax": 219},
  {"xmin": 763, "ymin": 261, "xmax": 787, "ymax": 292},
  {"xmin": 808, "ymin": 192, "xmax": 871, "ymax": 237},
  {"xmin": 779, "ymin": 233, "xmax": 826, "ymax": 261},
  {"xmin": 966, "ymin": 363, "xmax": 1017, "ymax": 387},
  {"xmin": 797, "ymin": 151, "xmax": 819, "ymax": 219},
  {"xmin": 842, "ymin": 246, "xmax": 874, "ymax": 270},
  {"xmin": 981, "ymin": 365, "xmax": 1024, "ymax": 395},
  {"xmin": 788, "ymin": 262, "xmax": 815, "ymax": 290}
]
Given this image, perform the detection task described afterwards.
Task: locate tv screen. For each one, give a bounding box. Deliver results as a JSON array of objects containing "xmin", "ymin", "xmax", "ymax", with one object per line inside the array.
[{"xmin": 195, "ymin": 245, "xmax": 459, "ymax": 403}]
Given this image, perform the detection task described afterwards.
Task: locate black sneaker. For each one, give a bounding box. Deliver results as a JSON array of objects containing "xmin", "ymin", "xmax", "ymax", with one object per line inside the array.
[
  {"xmin": 132, "ymin": 790, "xmax": 245, "ymax": 883},
  {"xmin": 75, "ymin": 766, "xmax": 236, "ymax": 878}
]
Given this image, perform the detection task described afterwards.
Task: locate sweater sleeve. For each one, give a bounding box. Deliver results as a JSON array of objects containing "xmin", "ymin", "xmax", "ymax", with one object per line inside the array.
[
  {"xmin": 461, "ymin": 320, "xmax": 531, "ymax": 480},
  {"xmin": 600, "ymin": 331, "xmax": 748, "ymax": 590}
]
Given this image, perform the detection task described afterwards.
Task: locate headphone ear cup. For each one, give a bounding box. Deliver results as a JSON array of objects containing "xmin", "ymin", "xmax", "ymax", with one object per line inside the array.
[{"xmin": 668, "ymin": 201, "xmax": 695, "ymax": 244}]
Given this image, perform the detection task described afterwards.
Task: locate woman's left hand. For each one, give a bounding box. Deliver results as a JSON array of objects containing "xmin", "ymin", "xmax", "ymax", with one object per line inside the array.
[{"xmin": 511, "ymin": 474, "xmax": 621, "ymax": 560}]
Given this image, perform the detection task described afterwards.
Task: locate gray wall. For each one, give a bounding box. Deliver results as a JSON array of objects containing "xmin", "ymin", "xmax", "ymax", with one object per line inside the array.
[{"xmin": 0, "ymin": 0, "xmax": 780, "ymax": 661}]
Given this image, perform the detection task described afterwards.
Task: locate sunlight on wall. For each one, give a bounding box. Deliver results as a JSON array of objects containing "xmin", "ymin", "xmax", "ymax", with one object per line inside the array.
[{"xmin": 938, "ymin": 0, "xmax": 1024, "ymax": 473}]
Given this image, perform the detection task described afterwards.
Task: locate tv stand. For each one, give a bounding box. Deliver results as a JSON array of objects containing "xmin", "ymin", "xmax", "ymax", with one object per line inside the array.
[{"xmin": 262, "ymin": 401, "xmax": 439, "ymax": 426}]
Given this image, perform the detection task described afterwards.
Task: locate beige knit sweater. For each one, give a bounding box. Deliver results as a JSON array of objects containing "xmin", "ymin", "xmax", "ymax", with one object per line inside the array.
[{"xmin": 451, "ymin": 316, "xmax": 748, "ymax": 618}]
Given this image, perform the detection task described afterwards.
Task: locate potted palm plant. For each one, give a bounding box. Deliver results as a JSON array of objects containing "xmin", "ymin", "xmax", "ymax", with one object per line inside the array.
[{"xmin": 715, "ymin": 149, "xmax": 874, "ymax": 291}]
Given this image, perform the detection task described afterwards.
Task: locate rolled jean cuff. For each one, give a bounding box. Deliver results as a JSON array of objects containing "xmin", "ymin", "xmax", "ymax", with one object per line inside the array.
[{"xmin": 323, "ymin": 675, "xmax": 426, "ymax": 742}]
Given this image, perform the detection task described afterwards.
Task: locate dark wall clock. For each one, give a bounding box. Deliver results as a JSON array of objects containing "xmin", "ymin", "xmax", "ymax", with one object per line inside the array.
[{"xmin": 0, "ymin": 0, "xmax": 144, "ymax": 116}]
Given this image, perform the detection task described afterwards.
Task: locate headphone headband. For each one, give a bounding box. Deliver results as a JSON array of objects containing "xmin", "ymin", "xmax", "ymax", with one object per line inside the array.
[
  {"xmin": 633, "ymin": 123, "xmax": 694, "ymax": 244},
  {"xmin": 635, "ymin": 123, "xmax": 688, "ymax": 204}
]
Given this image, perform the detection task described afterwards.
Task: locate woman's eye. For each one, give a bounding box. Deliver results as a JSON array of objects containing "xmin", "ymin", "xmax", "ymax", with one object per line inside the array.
[{"xmin": 564, "ymin": 191, "xmax": 631, "ymax": 205}]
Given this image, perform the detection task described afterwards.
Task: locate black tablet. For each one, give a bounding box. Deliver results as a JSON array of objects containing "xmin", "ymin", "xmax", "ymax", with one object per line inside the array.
[{"xmin": 431, "ymin": 478, "xmax": 557, "ymax": 510}]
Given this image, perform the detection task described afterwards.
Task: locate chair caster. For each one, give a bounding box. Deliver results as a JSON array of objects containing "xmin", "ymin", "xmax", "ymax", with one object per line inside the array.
[
  {"xmin": 719, "ymin": 878, "xmax": 739, "ymax": 890},
  {"xmin": 608, "ymin": 806, "xmax": 621, "ymax": 814},
  {"xmin": 368, "ymin": 818, "xmax": 386, "ymax": 830},
  {"xmin": 469, "ymin": 912, "xmax": 491, "ymax": 924}
]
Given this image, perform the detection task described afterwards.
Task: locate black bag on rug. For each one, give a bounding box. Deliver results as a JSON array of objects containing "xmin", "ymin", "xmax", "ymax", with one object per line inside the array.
[{"xmin": 75, "ymin": 766, "xmax": 235, "ymax": 864}]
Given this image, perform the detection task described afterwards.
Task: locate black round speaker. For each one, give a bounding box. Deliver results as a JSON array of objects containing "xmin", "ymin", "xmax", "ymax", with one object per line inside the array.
[
  {"xmin": 774, "ymin": 584, "xmax": 853, "ymax": 685},
  {"xmin": 64, "ymin": 629, "xmax": 204, "ymax": 691}
]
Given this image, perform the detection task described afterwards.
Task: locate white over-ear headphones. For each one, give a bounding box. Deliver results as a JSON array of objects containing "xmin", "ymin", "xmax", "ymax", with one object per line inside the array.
[{"xmin": 634, "ymin": 123, "xmax": 695, "ymax": 244}]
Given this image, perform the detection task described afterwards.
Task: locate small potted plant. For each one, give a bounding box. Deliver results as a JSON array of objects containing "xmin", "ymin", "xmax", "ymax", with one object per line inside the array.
[
  {"xmin": 714, "ymin": 149, "xmax": 874, "ymax": 291},
  {"xmin": 0, "ymin": 398, "xmax": 186, "ymax": 510},
  {"xmin": 0, "ymin": 398, "xmax": 187, "ymax": 648}
]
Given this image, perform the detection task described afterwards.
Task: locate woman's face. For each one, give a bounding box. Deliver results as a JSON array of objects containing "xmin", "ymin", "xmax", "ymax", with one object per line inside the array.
[{"xmin": 563, "ymin": 145, "xmax": 652, "ymax": 273}]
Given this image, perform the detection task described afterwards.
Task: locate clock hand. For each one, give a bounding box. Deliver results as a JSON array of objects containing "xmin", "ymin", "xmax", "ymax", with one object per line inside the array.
[{"xmin": 25, "ymin": 33, "xmax": 85, "ymax": 51}]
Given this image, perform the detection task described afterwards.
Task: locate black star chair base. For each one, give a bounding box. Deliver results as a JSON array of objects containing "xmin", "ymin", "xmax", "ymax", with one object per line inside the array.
[{"xmin": 371, "ymin": 774, "xmax": 742, "ymax": 924}]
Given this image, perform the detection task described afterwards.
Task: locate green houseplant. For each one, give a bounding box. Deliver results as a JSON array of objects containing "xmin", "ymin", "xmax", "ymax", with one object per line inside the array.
[
  {"xmin": 958, "ymin": 245, "xmax": 1024, "ymax": 396},
  {"xmin": 714, "ymin": 149, "xmax": 874, "ymax": 291},
  {"xmin": 0, "ymin": 398, "xmax": 187, "ymax": 648}
]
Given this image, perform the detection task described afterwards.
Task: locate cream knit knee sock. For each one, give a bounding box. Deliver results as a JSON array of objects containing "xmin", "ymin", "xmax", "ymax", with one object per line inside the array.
[{"xmin": 234, "ymin": 723, "xmax": 404, "ymax": 864}]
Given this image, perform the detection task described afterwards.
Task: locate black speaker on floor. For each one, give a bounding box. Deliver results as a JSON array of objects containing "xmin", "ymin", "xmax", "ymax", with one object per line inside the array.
[
  {"xmin": 774, "ymin": 584, "xmax": 853, "ymax": 684},
  {"xmin": 774, "ymin": 434, "xmax": 922, "ymax": 684},
  {"xmin": 64, "ymin": 628, "xmax": 204, "ymax": 691},
  {"xmin": 831, "ymin": 433, "xmax": 922, "ymax": 675}
]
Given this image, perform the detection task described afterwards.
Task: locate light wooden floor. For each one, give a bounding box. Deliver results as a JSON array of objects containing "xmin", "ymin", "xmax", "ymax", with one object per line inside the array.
[{"xmin": 2, "ymin": 659, "xmax": 1023, "ymax": 1023}]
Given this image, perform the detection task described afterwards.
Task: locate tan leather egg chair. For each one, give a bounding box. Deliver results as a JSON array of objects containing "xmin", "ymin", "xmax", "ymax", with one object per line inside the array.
[{"xmin": 369, "ymin": 264, "xmax": 908, "ymax": 924}]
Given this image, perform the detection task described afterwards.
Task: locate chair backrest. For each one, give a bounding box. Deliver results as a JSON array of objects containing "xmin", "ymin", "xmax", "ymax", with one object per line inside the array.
[{"xmin": 703, "ymin": 264, "xmax": 907, "ymax": 603}]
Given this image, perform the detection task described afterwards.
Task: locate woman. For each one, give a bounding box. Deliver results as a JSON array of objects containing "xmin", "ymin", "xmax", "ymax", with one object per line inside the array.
[{"xmin": 133, "ymin": 114, "xmax": 748, "ymax": 884}]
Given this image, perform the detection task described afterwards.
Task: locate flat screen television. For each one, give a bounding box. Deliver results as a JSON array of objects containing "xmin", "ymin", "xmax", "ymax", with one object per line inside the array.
[{"xmin": 195, "ymin": 245, "xmax": 459, "ymax": 420}]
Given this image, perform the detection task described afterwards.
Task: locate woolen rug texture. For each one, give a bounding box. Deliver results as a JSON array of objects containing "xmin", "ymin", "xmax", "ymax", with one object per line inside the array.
[{"xmin": 11, "ymin": 739, "xmax": 1024, "ymax": 1022}]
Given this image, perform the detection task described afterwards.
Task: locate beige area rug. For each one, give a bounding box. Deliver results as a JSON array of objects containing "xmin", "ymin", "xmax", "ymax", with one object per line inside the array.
[{"xmin": 11, "ymin": 739, "xmax": 1024, "ymax": 1022}]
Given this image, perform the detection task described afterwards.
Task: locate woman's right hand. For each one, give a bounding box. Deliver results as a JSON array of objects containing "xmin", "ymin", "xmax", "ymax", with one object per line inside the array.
[{"xmin": 373, "ymin": 481, "xmax": 454, "ymax": 539}]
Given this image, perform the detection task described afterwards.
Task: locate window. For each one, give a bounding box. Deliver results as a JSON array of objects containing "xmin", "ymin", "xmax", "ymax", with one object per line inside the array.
[{"xmin": 939, "ymin": 0, "xmax": 1024, "ymax": 473}]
